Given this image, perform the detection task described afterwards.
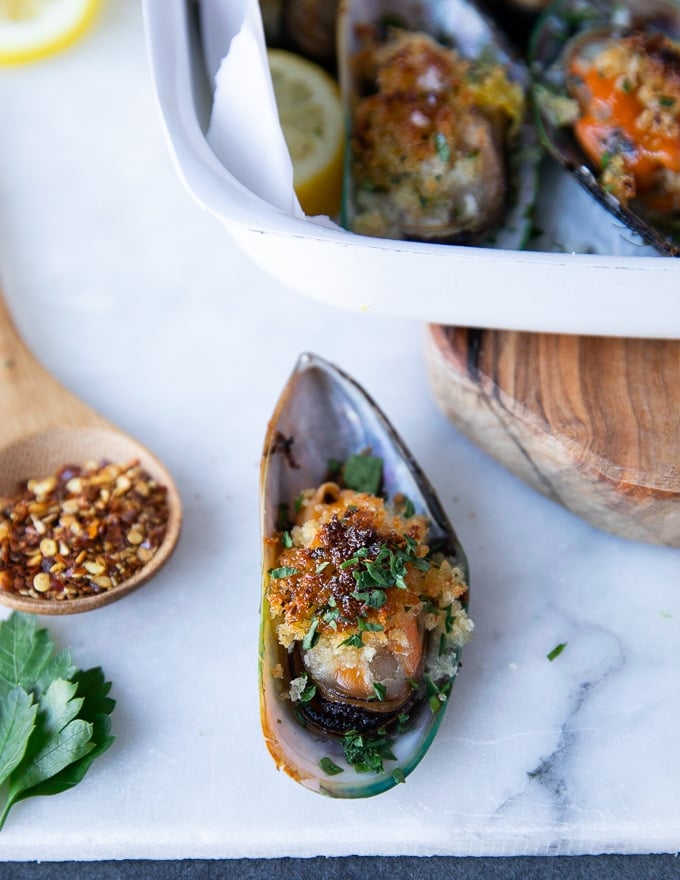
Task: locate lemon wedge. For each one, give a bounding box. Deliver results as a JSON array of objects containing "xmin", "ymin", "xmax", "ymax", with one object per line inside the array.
[
  {"xmin": 268, "ymin": 48, "xmax": 344, "ymax": 218},
  {"xmin": 0, "ymin": 0, "xmax": 100, "ymax": 65}
]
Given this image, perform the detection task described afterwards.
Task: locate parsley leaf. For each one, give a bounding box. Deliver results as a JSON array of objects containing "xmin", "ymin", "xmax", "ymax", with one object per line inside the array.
[
  {"xmin": 0, "ymin": 613, "xmax": 75, "ymax": 701},
  {"xmin": 372, "ymin": 682, "xmax": 386, "ymax": 702},
  {"xmin": 302, "ymin": 617, "xmax": 320, "ymax": 651},
  {"xmin": 425, "ymin": 675, "xmax": 451, "ymax": 713},
  {"xmin": 319, "ymin": 756, "xmax": 344, "ymax": 776},
  {"xmin": 342, "ymin": 539, "xmax": 429, "ymax": 599},
  {"xmin": 0, "ymin": 613, "xmax": 115, "ymax": 831},
  {"xmin": 5, "ymin": 679, "xmax": 95, "ymax": 800},
  {"xmin": 342, "ymin": 729, "xmax": 397, "ymax": 773},
  {"xmin": 341, "ymin": 454, "xmax": 383, "ymax": 495},
  {"xmin": 339, "ymin": 632, "xmax": 363, "ymax": 648},
  {"xmin": 269, "ymin": 566, "xmax": 299, "ymax": 579},
  {"xmin": 0, "ymin": 688, "xmax": 37, "ymax": 790},
  {"xmin": 547, "ymin": 642, "xmax": 567, "ymax": 661},
  {"xmin": 392, "ymin": 767, "xmax": 406, "ymax": 784},
  {"xmin": 400, "ymin": 496, "xmax": 415, "ymax": 518}
]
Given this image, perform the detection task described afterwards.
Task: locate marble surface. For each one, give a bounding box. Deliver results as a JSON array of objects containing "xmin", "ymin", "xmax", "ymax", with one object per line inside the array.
[{"xmin": 1, "ymin": 0, "xmax": 680, "ymax": 862}]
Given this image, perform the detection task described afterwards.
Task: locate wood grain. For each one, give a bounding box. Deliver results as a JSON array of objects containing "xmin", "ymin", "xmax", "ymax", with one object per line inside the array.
[{"xmin": 424, "ymin": 325, "xmax": 680, "ymax": 545}]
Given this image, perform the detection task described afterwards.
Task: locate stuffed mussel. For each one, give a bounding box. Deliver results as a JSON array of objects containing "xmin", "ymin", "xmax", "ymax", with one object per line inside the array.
[
  {"xmin": 259, "ymin": 354, "xmax": 472, "ymax": 797},
  {"xmin": 531, "ymin": 0, "xmax": 680, "ymax": 256},
  {"xmin": 338, "ymin": 0, "xmax": 539, "ymax": 248}
]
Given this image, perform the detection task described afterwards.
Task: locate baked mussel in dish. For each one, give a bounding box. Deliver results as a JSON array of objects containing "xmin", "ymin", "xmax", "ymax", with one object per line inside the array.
[
  {"xmin": 531, "ymin": 0, "xmax": 680, "ymax": 255},
  {"xmin": 259, "ymin": 354, "xmax": 472, "ymax": 797},
  {"xmin": 337, "ymin": 0, "xmax": 539, "ymax": 247}
]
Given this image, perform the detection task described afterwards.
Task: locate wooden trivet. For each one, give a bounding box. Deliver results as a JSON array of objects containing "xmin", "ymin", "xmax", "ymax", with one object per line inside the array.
[{"xmin": 424, "ymin": 325, "xmax": 680, "ymax": 546}]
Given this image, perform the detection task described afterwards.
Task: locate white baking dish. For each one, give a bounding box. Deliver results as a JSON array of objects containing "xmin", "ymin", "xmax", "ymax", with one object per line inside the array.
[{"xmin": 143, "ymin": 0, "xmax": 680, "ymax": 338}]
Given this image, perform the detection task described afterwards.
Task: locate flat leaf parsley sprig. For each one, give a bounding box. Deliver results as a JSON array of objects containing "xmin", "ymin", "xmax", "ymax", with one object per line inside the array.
[{"xmin": 0, "ymin": 612, "xmax": 115, "ymax": 830}]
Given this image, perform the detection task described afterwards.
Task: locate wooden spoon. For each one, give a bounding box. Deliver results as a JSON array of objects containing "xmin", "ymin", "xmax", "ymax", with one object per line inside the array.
[{"xmin": 0, "ymin": 287, "xmax": 182, "ymax": 614}]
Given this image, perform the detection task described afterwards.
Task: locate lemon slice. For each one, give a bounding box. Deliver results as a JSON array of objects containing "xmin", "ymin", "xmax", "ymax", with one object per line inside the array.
[
  {"xmin": 0, "ymin": 0, "xmax": 100, "ymax": 65},
  {"xmin": 268, "ymin": 48, "xmax": 344, "ymax": 218}
]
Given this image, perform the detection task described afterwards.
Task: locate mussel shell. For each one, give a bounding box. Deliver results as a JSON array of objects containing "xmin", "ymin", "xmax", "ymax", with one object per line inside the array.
[
  {"xmin": 259, "ymin": 353, "xmax": 469, "ymax": 797},
  {"xmin": 530, "ymin": 0, "xmax": 680, "ymax": 256},
  {"xmin": 337, "ymin": 0, "xmax": 540, "ymax": 249}
]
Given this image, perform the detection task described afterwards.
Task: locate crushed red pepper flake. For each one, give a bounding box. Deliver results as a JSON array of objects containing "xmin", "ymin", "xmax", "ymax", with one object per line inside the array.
[{"xmin": 0, "ymin": 459, "xmax": 169, "ymax": 601}]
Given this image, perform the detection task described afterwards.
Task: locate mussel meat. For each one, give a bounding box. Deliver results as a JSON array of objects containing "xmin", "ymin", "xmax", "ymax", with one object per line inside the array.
[
  {"xmin": 259, "ymin": 354, "xmax": 472, "ymax": 797},
  {"xmin": 338, "ymin": 0, "xmax": 539, "ymax": 248},
  {"xmin": 531, "ymin": 0, "xmax": 680, "ymax": 256}
]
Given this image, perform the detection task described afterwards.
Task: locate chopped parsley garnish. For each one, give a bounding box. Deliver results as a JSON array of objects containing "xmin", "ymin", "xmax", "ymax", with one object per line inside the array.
[
  {"xmin": 270, "ymin": 566, "xmax": 299, "ymax": 579},
  {"xmin": 420, "ymin": 596, "xmax": 439, "ymax": 615},
  {"xmin": 289, "ymin": 674, "xmax": 316, "ymax": 703},
  {"xmin": 281, "ymin": 530, "xmax": 293, "ymax": 548},
  {"xmin": 358, "ymin": 618, "xmax": 384, "ymax": 633},
  {"xmin": 342, "ymin": 729, "xmax": 397, "ymax": 774},
  {"xmin": 319, "ymin": 756, "xmax": 344, "ymax": 776},
  {"xmin": 341, "ymin": 540, "xmax": 430, "ymax": 598},
  {"xmin": 392, "ymin": 768, "xmax": 406, "ymax": 784},
  {"xmin": 340, "ymin": 547, "xmax": 370, "ymax": 568},
  {"xmin": 322, "ymin": 606, "xmax": 340, "ymax": 629},
  {"xmin": 351, "ymin": 588, "xmax": 387, "ymax": 609},
  {"xmin": 425, "ymin": 675, "xmax": 451, "ymax": 713},
  {"xmin": 341, "ymin": 454, "xmax": 383, "ymax": 495},
  {"xmin": 547, "ymin": 642, "xmax": 567, "ymax": 661},
  {"xmin": 298, "ymin": 681, "xmax": 316, "ymax": 703},
  {"xmin": 372, "ymin": 682, "xmax": 387, "ymax": 702},
  {"xmin": 302, "ymin": 617, "xmax": 320, "ymax": 651},
  {"xmin": 397, "ymin": 712, "xmax": 411, "ymax": 733},
  {"xmin": 339, "ymin": 632, "xmax": 364, "ymax": 648}
]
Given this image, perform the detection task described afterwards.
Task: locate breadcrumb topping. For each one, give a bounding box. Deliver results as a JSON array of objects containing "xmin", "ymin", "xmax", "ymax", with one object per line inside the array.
[{"xmin": 266, "ymin": 483, "xmax": 472, "ymax": 701}]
